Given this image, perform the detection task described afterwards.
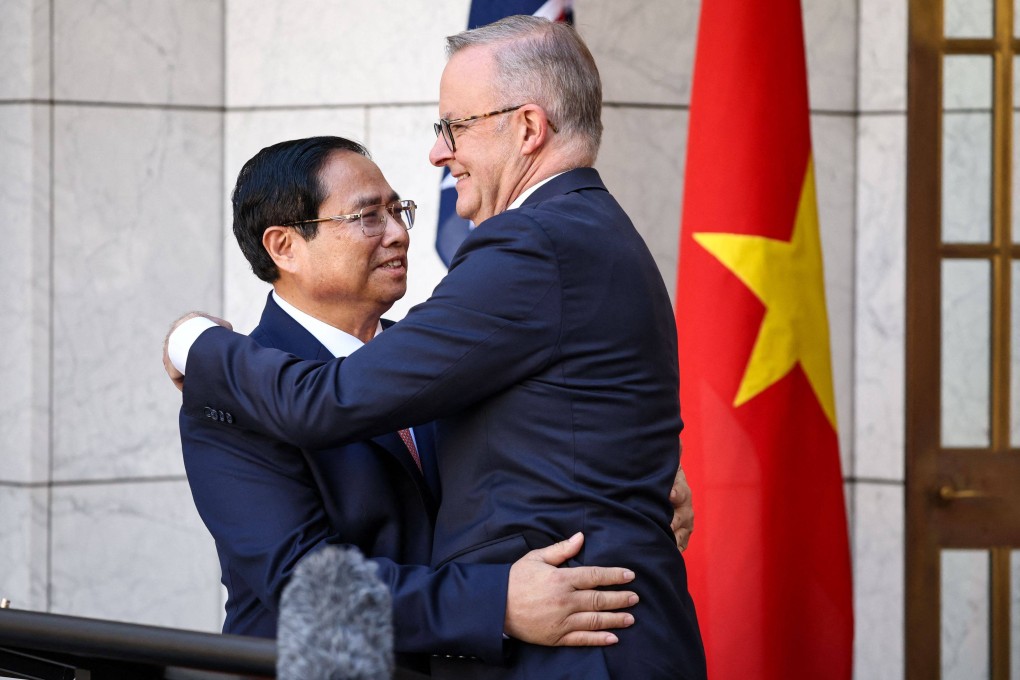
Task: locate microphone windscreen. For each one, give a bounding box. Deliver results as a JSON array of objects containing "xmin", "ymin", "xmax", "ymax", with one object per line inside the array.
[{"xmin": 277, "ymin": 545, "xmax": 394, "ymax": 680}]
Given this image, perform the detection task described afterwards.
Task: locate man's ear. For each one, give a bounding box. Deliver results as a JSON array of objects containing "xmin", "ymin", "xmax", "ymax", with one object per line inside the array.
[
  {"xmin": 263, "ymin": 226, "xmax": 300, "ymax": 274},
  {"xmin": 518, "ymin": 105, "xmax": 554, "ymax": 155}
]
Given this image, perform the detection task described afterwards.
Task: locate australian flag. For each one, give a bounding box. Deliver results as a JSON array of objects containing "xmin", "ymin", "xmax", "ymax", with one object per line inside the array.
[{"xmin": 435, "ymin": 0, "xmax": 575, "ymax": 267}]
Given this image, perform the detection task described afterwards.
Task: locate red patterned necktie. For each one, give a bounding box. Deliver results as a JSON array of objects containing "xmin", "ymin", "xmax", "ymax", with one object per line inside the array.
[{"xmin": 398, "ymin": 429, "xmax": 423, "ymax": 473}]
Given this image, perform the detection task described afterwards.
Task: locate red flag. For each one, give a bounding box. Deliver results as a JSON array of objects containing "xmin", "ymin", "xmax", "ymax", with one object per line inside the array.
[{"xmin": 677, "ymin": 1, "xmax": 853, "ymax": 678}]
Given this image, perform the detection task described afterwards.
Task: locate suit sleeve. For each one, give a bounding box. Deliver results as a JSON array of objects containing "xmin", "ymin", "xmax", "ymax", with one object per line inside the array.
[
  {"xmin": 181, "ymin": 412, "xmax": 509, "ymax": 661},
  {"xmin": 371, "ymin": 555, "xmax": 510, "ymax": 660},
  {"xmin": 181, "ymin": 411, "xmax": 334, "ymax": 620},
  {"xmin": 181, "ymin": 214, "xmax": 562, "ymax": 449}
]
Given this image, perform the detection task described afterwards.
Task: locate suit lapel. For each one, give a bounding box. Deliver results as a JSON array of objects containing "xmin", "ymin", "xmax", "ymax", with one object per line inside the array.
[
  {"xmin": 251, "ymin": 294, "xmax": 331, "ymax": 359},
  {"xmin": 254, "ymin": 294, "xmax": 437, "ymax": 507}
]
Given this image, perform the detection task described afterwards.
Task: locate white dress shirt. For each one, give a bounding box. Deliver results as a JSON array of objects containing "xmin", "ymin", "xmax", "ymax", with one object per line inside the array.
[{"xmin": 169, "ymin": 291, "xmax": 415, "ymax": 446}]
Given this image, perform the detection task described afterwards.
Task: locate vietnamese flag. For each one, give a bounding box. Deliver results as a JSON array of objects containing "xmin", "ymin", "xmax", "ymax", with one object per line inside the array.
[{"xmin": 677, "ymin": 1, "xmax": 854, "ymax": 678}]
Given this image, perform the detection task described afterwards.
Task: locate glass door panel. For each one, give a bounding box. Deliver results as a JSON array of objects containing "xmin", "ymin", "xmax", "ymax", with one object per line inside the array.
[
  {"xmin": 942, "ymin": 550, "xmax": 991, "ymax": 679},
  {"xmin": 946, "ymin": 0, "xmax": 994, "ymax": 37},
  {"xmin": 941, "ymin": 260, "xmax": 992, "ymax": 447},
  {"xmin": 943, "ymin": 56, "xmax": 994, "ymax": 244}
]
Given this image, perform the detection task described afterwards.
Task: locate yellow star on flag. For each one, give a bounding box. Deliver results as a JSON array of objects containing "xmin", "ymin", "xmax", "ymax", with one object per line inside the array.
[{"xmin": 692, "ymin": 156, "xmax": 837, "ymax": 430}]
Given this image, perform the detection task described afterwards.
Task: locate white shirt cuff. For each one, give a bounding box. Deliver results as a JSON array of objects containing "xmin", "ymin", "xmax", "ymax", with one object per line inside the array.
[{"xmin": 168, "ymin": 317, "xmax": 219, "ymax": 375}]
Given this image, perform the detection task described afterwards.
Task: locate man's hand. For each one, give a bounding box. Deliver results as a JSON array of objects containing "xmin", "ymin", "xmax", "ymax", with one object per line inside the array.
[
  {"xmin": 670, "ymin": 440, "xmax": 694, "ymax": 551},
  {"xmin": 162, "ymin": 312, "xmax": 232, "ymax": 392},
  {"xmin": 504, "ymin": 532, "xmax": 637, "ymax": 647}
]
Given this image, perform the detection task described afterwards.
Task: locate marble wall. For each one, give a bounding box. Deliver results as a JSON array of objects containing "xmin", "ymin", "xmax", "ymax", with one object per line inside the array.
[
  {"xmin": 0, "ymin": 0, "xmax": 226, "ymax": 631},
  {"xmin": 0, "ymin": 0, "xmax": 909, "ymax": 676},
  {"xmin": 854, "ymin": 0, "xmax": 908, "ymax": 675}
]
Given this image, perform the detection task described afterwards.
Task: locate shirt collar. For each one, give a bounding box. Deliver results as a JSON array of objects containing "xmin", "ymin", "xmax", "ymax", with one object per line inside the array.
[
  {"xmin": 272, "ymin": 291, "xmax": 382, "ymax": 358},
  {"xmin": 507, "ymin": 171, "xmax": 567, "ymax": 211}
]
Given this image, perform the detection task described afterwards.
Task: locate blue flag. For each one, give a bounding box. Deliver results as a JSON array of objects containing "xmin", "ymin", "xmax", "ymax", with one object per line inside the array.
[{"xmin": 435, "ymin": 0, "xmax": 574, "ymax": 267}]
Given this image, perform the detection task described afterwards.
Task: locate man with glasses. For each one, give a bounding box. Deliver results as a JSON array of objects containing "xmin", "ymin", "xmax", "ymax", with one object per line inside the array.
[
  {"xmin": 167, "ymin": 15, "xmax": 704, "ymax": 679},
  {"xmin": 179, "ymin": 136, "xmax": 645, "ymax": 673}
]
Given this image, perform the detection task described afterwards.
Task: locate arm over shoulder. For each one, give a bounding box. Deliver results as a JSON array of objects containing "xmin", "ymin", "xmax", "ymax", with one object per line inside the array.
[{"xmin": 182, "ymin": 214, "xmax": 564, "ymax": 449}]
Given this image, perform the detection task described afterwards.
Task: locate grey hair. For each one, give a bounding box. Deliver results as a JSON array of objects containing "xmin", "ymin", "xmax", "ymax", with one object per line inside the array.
[{"xmin": 446, "ymin": 15, "xmax": 603, "ymax": 164}]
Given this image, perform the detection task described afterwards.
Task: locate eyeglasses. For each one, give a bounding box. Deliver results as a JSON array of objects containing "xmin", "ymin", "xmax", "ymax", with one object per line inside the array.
[
  {"xmin": 433, "ymin": 105, "xmax": 523, "ymax": 152},
  {"xmin": 284, "ymin": 199, "xmax": 416, "ymax": 238}
]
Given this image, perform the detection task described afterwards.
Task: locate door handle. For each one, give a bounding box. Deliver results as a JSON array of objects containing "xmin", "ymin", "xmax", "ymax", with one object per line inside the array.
[{"xmin": 937, "ymin": 484, "xmax": 989, "ymax": 501}]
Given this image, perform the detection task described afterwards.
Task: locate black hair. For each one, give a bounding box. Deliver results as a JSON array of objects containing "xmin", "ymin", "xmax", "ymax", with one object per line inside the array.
[{"xmin": 232, "ymin": 136, "xmax": 369, "ymax": 282}]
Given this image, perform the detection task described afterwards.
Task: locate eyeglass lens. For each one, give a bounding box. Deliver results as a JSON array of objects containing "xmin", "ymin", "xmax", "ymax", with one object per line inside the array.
[
  {"xmin": 434, "ymin": 120, "xmax": 455, "ymax": 152},
  {"xmin": 360, "ymin": 201, "xmax": 415, "ymax": 236}
]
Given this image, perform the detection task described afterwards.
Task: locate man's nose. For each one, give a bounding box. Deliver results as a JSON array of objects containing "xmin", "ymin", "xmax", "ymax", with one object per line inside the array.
[
  {"xmin": 381, "ymin": 211, "xmax": 410, "ymax": 247},
  {"xmin": 429, "ymin": 134, "xmax": 452, "ymax": 167}
]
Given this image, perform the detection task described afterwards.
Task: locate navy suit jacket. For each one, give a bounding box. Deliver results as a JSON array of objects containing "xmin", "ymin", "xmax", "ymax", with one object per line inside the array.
[
  {"xmin": 180, "ymin": 294, "xmax": 509, "ymax": 666},
  {"xmin": 183, "ymin": 169, "xmax": 707, "ymax": 679}
]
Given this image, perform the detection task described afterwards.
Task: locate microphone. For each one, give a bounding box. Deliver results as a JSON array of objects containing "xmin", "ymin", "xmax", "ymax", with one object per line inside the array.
[{"xmin": 277, "ymin": 545, "xmax": 394, "ymax": 680}]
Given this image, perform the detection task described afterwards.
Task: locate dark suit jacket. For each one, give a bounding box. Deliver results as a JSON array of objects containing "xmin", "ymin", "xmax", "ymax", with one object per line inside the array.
[
  {"xmin": 180, "ymin": 294, "xmax": 509, "ymax": 667},
  {"xmin": 183, "ymin": 169, "xmax": 707, "ymax": 679}
]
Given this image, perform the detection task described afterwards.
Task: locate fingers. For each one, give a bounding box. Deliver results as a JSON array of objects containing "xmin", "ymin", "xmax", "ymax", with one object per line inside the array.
[
  {"xmin": 556, "ymin": 631, "xmax": 620, "ymax": 647},
  {"xmin": 162, "ymin": 341, "xmax": 185, "ymax": 392},
  {"xmin": 504, "ymin": 542, "xmax": 642, "ymax": 646},
  {"xmin": 672, "ymin": 514, "xmax": 693, "ymax": 551},
  {"xmin": 163, "ymin": 313, "xmax": 198, "ymax": 392},
  {"xmin": 163, "ymin": 355, "xmax": 185, "ymax": 391},
  {"xmin": 162, "ymin": 311, "xmax": 233, "ymax": 392},
  {"xmin": 559, "ymin": 564, "xmax": 635, "ymax": 590},
  {"xmin": 584, "ymin": 588, "xmax": 638, "ymax": 612},
  {"xmin": 570, "ymin": 610, "xmax": 635, "ymax": 631},
  {"xmin": 525, "ymin": 532, "xmax": 584, "ymax": 567},
  {"xmin": 675, "ymin": 527, "xmax": 691, "ymax": 552},
  {"xmin": 554, "ymin": 611, "xmax": 636, "ymax": 647},
  {"xmin": 671, "ymin": 467, "xmax": 691, "ymax": 503},
  {"xmin": 670, "ymin": 464, "xmax": 694, "ymax": 551}
]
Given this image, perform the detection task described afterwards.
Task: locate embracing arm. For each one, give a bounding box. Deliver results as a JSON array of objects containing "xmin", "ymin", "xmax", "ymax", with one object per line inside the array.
[
  {"xmin": 378, "ymin": 533, "xmax": 636, "ymax": 660},
  {"xmin": 173, "ymin": 216, "xmax": 563, "ymax": 449},
  {"xmin": 181, "ymin": 413, "xmax": 636, "ymax": 660}
]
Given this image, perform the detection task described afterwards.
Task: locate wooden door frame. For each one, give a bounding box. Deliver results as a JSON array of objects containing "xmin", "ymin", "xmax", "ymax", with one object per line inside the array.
[
  {"xmin": 906, "ymin": 1, "xmax": 1015, "ymax": 678},
  {"xmin": 905, "ymin": 1, "xmax": 942, "ymax": 674}
]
